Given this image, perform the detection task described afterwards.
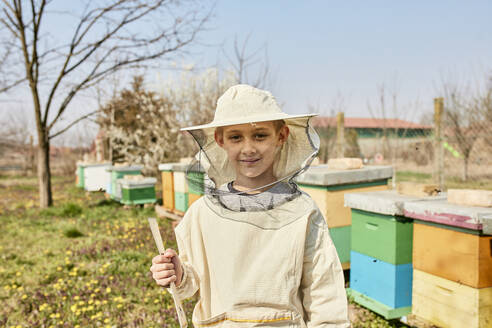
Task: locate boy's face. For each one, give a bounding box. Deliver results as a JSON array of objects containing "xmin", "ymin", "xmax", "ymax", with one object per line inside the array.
[{"xmin": 214, "ymin": 121, "xmax": 289, "ymax": 184}]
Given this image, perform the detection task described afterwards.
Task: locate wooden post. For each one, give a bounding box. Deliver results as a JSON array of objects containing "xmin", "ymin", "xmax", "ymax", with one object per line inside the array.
[
  {"xmin": 433, "ymin": 98, "xmax": 444, "ymax": 190},
  {"xmin": 336, "ymin": 112, "xmax": 345, "ymax": 158}
]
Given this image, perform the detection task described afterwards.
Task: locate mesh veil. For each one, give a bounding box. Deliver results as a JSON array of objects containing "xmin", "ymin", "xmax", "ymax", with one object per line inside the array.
[{"xmin": 184, "ymin": 116, "xmax": 320, "ymax": 213}]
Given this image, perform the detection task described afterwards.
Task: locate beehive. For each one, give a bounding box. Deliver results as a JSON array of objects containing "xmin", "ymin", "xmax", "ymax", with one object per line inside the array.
[
  {"xmin": 412, "ymin": 269, "xmax": 492, "ymax": 328},
  {"xmin": 172, "ymin": 163, "xmax": 190, "ymax": 212},
  {"xmin": 349, "ymin": 251, "xmax": 413, "ymax": 313},
  {"xmin": 158, "ymin": 163, "xmax": 175, "ymax": 211},
  {"xmin": 110, "ymin": 165, "xmax": 143, "ymax": 201},
  {"xmin": 344, "ymin": 190, "xmax": 445, "ymax": 319},
  {"xmin": 119, "ymin": 177, "xmax": 157, "ymax": 205},
  {"xmin": 295, "ymin": 165, "xmax": 392, "ymax": 268},
  {"xmin": 83, "ymin": 163, "xmax": 111, "ymax": 192},
  {"xmin": 403, "ymin": 195, "xmax": 492, "ymax": 327},
  {"xmin": 76, "ymin": 162, "xmax": 85, "ymax": 188},
  {"xmin": 413, "ymin": 222, "xmax": 492, "ymax": 288}
]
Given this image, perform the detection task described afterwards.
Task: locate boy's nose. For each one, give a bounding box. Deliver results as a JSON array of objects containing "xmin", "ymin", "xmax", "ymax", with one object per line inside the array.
[{"xmin": 241, "ymin": 138, "xmax": 257, "ymax": 155}]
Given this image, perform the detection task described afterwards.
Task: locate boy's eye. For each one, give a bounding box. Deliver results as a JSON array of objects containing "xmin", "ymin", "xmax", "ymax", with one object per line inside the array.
[
  {"xmin": 228, "ymin": 135, "xmax": 241, "ymax": 141},
  {"xmin": 255, "ymin": 134, "xmax": 268, "ymax": 140}
]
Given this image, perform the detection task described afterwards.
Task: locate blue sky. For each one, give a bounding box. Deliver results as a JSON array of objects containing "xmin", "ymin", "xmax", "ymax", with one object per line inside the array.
[
  {"xmin": 3, "ymin": 1, "xmax": 492, "ymax": 145},
  {"xmin": 184, "ymin": 1, "xmax": 492, "ymax": 120}
]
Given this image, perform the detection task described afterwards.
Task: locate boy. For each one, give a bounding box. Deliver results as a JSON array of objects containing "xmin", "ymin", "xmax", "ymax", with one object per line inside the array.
[{"xmin": 150, "ymin": 84, "xmax": 350, "ymax": 327}]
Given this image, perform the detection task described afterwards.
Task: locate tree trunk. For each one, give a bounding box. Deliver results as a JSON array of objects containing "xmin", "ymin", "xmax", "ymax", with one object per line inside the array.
[
  {"xmin": 37, "ymin": 134, "xmax": 53, "ymax": 208},
  {"xmin": 462, "ymin": 156, "xmax": 469, "ymax": 182}
]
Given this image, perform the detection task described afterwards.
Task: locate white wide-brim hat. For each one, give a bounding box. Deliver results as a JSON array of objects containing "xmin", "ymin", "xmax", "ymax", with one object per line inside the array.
[
  {"xmin": 181, "ymin": 84, "xmax": 317, "ymax": 131},
  {"xmin": 182, "ymin": 84, "xmax": 320, "ymax": 188}
]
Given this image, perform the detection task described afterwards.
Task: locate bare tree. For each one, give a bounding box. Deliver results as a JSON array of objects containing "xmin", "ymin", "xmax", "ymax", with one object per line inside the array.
[
  {"xmin": 440, "ymin": 80, "xmax": 481, "ymax": 181},
  {"xmin": 0, "ymin": 0, "xmax": 211, "ymax": 207},
  {"xmin": 221, "ymin": 33, "xmax": 271, "ymax": 89}
]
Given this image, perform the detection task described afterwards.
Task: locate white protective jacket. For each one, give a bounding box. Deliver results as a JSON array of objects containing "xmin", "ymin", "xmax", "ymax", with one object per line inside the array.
[{"xmin": 170, "ymin": 191, "xmax": 350, "ymax": 327}]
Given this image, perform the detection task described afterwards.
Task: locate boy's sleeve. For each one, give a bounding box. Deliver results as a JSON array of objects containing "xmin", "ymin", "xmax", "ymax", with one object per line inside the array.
[
  {"xmin": 300, "ymin": 210, "xmax": 350, "ymax": 327},
  {"xmin": 167, "ymin": 221, "xmax": 200, "ymax": 301}
]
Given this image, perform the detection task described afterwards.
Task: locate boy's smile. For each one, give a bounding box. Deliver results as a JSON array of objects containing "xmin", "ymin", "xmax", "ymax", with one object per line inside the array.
[{"xmin": 214, "ymin": 121, "xmax": 289, "ymax": 192}]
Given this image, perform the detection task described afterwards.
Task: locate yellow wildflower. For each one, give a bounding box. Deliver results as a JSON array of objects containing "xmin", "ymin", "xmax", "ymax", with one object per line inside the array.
[
  {"xmin": 21, "ymin": 294, "xmax": 27, "ymax": 300},
  {"xmin": 105, "ymin": 287, "xmax": 111, "ymax": 293}
]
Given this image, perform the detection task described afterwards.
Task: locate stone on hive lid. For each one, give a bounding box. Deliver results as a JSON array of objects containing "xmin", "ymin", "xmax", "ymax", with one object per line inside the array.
[
  {"xmin": 123, "ymin": 174, "xmax": 145, "ymax": 181},
  {"xmin": 447, "ymin": 189, "xmax": 492, "ymax": 207},
  {"xmin": 397, "ymin": 182, "xmax": 440, "ymax": 197},
  {"xmin": 327, "ymin": 158, "xmax": 363, "ymax": 170}
]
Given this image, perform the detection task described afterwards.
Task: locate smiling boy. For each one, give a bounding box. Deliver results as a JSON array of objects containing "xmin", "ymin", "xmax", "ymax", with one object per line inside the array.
[{"xmin": 150, "ymin": 84, "xmax": 350, "ymax": 327}]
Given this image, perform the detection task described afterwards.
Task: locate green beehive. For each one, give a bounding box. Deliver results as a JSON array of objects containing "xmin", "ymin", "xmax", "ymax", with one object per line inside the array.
[
  {"xmin": 174, "ymin": 192, "xmax": 189, "ymax": 213},
  {"xmin": 351, "ymin": 209, "xmax": 413, "ymax": 265},
  {"xmin": 119, "ymin": 177, "xmax": 156, "ymax": 205},
  {"xmin": 187, "ymin": 171, "xmax": 205, "ymax": 195},
  {"xmin": 76, "ymin": 163, "xmax": 85, "ymax": 188},
  {"xmin": 110, "ymin": 165, "xmax": 143, "ymax": 200},
  {"xmin": 329, "ymin": 225, "xmax": 351, "ymax": 266}
]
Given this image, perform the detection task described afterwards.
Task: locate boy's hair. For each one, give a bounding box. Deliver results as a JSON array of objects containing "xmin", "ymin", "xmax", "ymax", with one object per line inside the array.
[{"xmin": 215, "ymin": 119, "xmax": 286, "ymax": 136}]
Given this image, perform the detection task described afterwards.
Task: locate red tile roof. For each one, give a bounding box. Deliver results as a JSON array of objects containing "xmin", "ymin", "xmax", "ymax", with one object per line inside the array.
[{"xmin": 311, "ymin": 117, "xmax": 432, "ymax": 129}]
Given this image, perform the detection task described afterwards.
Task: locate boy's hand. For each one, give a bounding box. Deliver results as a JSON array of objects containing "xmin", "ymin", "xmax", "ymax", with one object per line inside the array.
[{"xmin": 150, "ymin": 248, "xmax": 183, "ymax": 287}]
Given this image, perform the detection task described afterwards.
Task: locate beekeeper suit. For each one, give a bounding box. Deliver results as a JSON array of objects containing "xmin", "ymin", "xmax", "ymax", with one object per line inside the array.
[{"xmin": 170, "ymin": 84, "xmax": 350, "ymax": 327}]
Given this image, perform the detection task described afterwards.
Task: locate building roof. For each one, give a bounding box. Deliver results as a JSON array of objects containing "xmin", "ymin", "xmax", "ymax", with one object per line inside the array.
[{"xmin": 311, "ymin": 117, "xmax": 432, "ymax": 130}]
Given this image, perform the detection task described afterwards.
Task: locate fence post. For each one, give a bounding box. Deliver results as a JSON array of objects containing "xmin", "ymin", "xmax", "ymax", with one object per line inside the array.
[
  {"xmin": 336, "ymin": 112, "xmax": 345, "ymax": 158},
  {"xmin": 433, "ymin": 98, "xmax": 444, "ymax": 190}
]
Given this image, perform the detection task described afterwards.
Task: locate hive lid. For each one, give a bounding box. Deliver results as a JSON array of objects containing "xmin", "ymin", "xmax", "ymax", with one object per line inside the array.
[
  {"xmin": 158, "ymin": 162, "xmax": 205, "ymax": 173},
  {"xmin": 110, "ymin": 165, "xmax": 143, "ymax": 172},
  {"xmin": 344, "ymin": 189, "xmax": 446, "ymax": 216},
  {"xmin": 119, "ymin": 177, "xmax": 157, "ymax": 187},
  {"xmin": 81, "ymin": 162, "xmax": 112, "ymax": 168},
  {"xmin": 295, "ymin": 165, "xmax": 393, "ymax": 186},
  {"xmin": 403, "ymin": 198, "xmax": 492, "ymax": 233}
]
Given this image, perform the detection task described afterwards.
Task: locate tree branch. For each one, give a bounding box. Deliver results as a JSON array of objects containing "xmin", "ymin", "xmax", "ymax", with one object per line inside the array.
[{"xmin": 49, "ymin": 109, "xmax": 101, "ymax": 139}]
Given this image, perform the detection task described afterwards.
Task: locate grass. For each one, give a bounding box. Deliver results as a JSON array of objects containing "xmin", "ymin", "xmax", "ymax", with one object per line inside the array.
[
  {"xmin": 0, "ymin": 175, "xmax": 413, "ymax": 328},
  {"xmin": 0, "ymin": 176, "xmax": 197, "ymax": 327},
  {"xmin": 395, "ymin": 170, "xmax": 492, "ymax": 190}
]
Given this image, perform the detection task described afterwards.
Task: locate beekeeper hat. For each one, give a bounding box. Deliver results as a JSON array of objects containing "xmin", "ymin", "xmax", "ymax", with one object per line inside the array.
[
  {"xmin": 181, "ymin": 84, "xmax": 317, "ymax": 131},
  {"xmin": 182, "ymin": 84, "xmax": 320, "ymax": 190}
]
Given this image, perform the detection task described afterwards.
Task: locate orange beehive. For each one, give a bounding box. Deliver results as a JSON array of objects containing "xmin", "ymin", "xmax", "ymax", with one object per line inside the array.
[{"xmin": 413, "ymin": 222, "xmax": 492, "ymax": 288}]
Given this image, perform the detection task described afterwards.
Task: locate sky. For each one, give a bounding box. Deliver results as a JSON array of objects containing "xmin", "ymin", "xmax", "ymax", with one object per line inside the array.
[
  {"xmin": 189, "ymin": 1, "xmax": 492, "ymax": 120},
  {"xmin": 2, "ymin": 1, "xmax": 492, "ymax": 145}
]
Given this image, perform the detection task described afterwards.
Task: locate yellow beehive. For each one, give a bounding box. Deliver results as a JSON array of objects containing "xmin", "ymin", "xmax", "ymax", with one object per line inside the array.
[
  {"xmin": 296, "ymin": 165, "xmax": 393, "ymax": 228},
  {"xmin": 188, "ymin": 193, "xmax": 202, "ymax": 207},
  {"xmin": 161, "ymin": 171, "xmax": 174, "ymax": 211},
  {"xmin": 412, "ymin": 269, "xmax": 492, "ymax": 328},
  {"xmin": 299, "ymin": 183, "xmax": 389, "ymax": 227}
]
